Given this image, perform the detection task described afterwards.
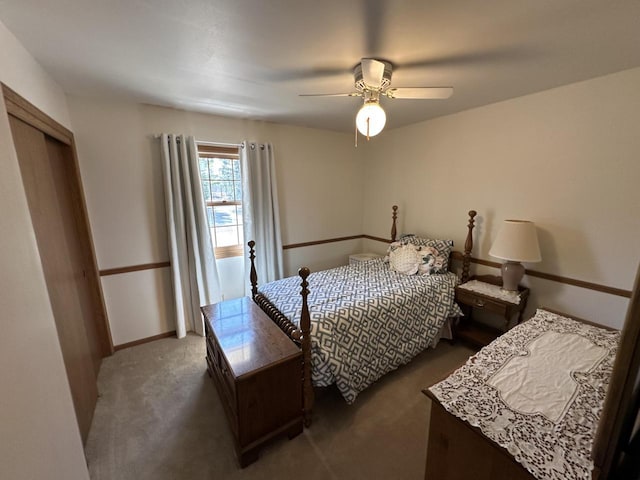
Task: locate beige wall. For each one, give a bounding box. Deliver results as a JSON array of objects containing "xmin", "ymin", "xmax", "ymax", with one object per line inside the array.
[
  {"xmin": 0, "ymin": 20, "xmax": 89, "ymax": 480},
  {"xmin": 68, "ymin": 98, "xmax": 364, "ymax": 345},
  {"xmin": 69, "ymin": 67, "xmax": 640, "ymax": 344},
  {"xmin": 361, "ymin": 67, "xmax": 640, "ymax": 329}
]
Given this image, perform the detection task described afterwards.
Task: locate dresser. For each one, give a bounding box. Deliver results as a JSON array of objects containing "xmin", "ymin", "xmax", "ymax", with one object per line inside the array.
[{"xmin": 202, "ymin": 297, "xmax": 303, "ymax": 467}]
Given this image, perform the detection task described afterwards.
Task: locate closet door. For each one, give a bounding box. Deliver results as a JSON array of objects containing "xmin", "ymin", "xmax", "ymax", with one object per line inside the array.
[{"xmin": 8, "ymin": 113, "xmax": 106, "ymax": 443}]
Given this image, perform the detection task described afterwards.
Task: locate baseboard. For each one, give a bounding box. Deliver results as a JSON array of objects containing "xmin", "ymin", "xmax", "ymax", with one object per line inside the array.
[{"xmin": 114, "ymin": 331, "xmax": 177, "ymax": 351}]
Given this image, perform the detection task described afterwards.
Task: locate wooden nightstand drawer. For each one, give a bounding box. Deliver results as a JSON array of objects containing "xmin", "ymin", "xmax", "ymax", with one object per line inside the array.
[
  {"xmin": 454, "ymin": 275, "xmax": 530, "ymax": 348},
  {"xmin": 455, "ymin": 289, "xmax": 508, "ymax": 316}
]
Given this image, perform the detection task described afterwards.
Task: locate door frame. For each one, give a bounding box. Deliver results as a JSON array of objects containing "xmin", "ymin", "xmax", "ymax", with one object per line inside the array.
[{"xmin": 3, "ymin": 83, "xmax": 113, "ymax": 356}]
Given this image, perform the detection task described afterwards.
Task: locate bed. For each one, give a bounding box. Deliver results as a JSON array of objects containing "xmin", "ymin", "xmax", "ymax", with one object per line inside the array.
[
  {"xmin": 248, "ymin": 207, "xmax": 478, "ymax": 426},
  {"xmin": 423, "ymin": 260, "xmax": 640, "ymax": 480}
]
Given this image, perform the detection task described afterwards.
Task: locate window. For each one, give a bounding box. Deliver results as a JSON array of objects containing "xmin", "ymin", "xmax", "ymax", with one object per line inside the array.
[{"xmin": 197, "ymin": 144, "xmax": 243, "ymax": 259}]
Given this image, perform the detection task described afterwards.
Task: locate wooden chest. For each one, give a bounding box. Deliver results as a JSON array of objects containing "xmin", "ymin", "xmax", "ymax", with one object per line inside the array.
[{"xmin": 202, "ymin": 297, "xmax": 303, "ymax": 467}]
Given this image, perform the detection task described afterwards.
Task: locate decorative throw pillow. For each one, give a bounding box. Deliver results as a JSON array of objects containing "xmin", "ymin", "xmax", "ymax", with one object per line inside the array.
[
  {"xmin": 400, "ymin": 235, "xmax": 453, "ymax": 273},
  {"xmin": 388, "ymin": 243, "xmax": 422, "ymax": 275},
  {"xmin": 416, "ymin": 246, "xmax": 447, "ymax": 275}
]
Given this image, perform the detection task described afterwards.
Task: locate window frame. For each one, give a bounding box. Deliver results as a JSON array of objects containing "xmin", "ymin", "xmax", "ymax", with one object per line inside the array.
[{"xmin": 197, "ymin": 144, "xmax": 243, "ymax": 260}]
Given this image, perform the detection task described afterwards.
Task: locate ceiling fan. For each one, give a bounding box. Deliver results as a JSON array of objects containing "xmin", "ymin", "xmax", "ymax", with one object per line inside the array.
[{"xmin": 300, "ymin": 58, "xmax": 453, "ymax": 139}]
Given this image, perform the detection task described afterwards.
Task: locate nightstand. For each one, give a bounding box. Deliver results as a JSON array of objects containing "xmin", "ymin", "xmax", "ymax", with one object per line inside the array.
[
  {"xmin": 349, "ymin": 253, "xmax": 382, "ymax": 265},
  {"xmin": 454, "ymin": 275, "xmax": 530, "ymax": 347}
]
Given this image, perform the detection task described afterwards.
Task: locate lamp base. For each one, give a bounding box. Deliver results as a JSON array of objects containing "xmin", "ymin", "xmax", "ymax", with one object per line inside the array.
[{"xmin": 501, "ymin": 261, "xmax": 524, "ymax": 291}]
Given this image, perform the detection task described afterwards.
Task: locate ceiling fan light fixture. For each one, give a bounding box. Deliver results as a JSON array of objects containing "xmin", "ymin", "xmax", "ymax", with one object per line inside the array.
[{"xmin": 356, "ymin": 100, "xmax": 386, "ymax": 138}]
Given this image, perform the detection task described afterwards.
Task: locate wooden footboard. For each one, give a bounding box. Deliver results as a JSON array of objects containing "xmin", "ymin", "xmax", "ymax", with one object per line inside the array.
[
  {"xmin": 248, "ymin": 241, "xmax": 312, "ymax": 426},
  {"xmin": 248, "ymin": 206, "xmax": 476, "ymax": 427}
]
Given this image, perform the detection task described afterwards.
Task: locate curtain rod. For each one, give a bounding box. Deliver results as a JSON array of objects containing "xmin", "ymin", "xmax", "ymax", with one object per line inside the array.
[
  {"xmin": 153, "ymin": 134, "xmax": 241, "ymax": 148},
  {"xmin": 197, "ymin": 139, "xmax": 243, "ymax": 148}
]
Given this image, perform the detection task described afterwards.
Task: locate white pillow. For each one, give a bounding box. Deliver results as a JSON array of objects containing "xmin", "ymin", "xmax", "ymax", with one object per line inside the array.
[{"xmin": 389, "ymin": 244, "xmax": 421, "ymax": 275}]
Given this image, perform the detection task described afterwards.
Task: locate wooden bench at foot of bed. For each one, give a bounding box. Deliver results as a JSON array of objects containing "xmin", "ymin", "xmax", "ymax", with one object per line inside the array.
[{"xmin": 202, "ymin": 297, "xmax": 303, "ymax": 467}]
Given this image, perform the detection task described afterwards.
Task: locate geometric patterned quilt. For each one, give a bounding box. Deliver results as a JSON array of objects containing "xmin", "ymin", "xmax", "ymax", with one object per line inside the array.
[{"xmin": 258, "ymin": 258, "xmax": 461, "ymax": 403}]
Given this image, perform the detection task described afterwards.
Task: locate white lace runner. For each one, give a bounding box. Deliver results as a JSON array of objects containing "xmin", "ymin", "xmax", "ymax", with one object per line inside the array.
[
  {"xmin": 458, "ymin": 279, "xmax": 521, "ymax": 304},
  {"xmin": 429, "ymin": 309, "xmax": 619, "ymax": 480}
]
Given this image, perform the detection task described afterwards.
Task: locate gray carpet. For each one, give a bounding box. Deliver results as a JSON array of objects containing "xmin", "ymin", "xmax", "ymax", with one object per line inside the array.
[{"xmin": 86, "ymin": 334, "xmax": 473, "ymax": 480}]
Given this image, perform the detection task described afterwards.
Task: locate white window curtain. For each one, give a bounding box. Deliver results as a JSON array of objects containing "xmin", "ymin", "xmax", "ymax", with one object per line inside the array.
[
  {"xmin": 241, "ymin": 141, "xmax": 283, "ymax": 292},
  {"xmin": 160, "ymin": 134, "xmax": 222, "ymax": 337}
]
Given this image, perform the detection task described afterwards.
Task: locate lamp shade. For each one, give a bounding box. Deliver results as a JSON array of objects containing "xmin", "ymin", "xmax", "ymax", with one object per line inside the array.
[
  {"xmin": 356, "ymin": 101, "xmax": 386, "ymax": 137},
  {"xmin": 489, "ymin": 220, "xmax": 542, "ymax": 263}
]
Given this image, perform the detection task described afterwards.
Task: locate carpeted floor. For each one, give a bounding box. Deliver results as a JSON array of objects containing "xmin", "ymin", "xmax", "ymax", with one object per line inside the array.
[{"xmin": 85, "ymin": 334, "xmax": 473, "ymax": 480}]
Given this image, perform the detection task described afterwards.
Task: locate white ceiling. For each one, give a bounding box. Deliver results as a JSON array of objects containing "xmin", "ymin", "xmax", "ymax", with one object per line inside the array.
[{"xmin": 1, "ymin": 0, "xmax": 639, "ymax": 133}]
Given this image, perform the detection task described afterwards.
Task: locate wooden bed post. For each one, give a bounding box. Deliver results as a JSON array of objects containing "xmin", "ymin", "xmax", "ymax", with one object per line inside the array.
[
  {"xmin": 298, "ymin": 267, "xmax": 313, "ymax": 427},
  {"xmin": 391, "ymin": 205, "xmax": 398, "ymax": 242},
  {"xmin": 248, "ymin": 240, "xmax": 258, "ymax": 299},
  {"xmin": 461, "ymin": 210, "xmax": 477, "ymax": 284}
]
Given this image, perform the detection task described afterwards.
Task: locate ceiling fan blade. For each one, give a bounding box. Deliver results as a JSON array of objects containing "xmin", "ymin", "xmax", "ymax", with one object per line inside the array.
[
  {"xmin": 299, "ymin": 92, "xmax": 360, "ymax": 97},
  {"xmin": 385, "ymin": 87, "xmax": 454, "ymax": 99},
  {"xmin": 268, "ymin": 66, "xmax": 350, "ymax": 82},
  {"xmin": 396, "ymin": 47, "xmax": 533, "ymax": 71},
  {"xmin": 361, "ymin": 58, "xmax": 385, "ymax": 88}
]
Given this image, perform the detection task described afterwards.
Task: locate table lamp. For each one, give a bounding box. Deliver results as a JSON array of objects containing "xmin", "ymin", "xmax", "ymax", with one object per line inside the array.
[{"xmin": 489, "ymin": 220, "xmax": 541, "ymax": 291}]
